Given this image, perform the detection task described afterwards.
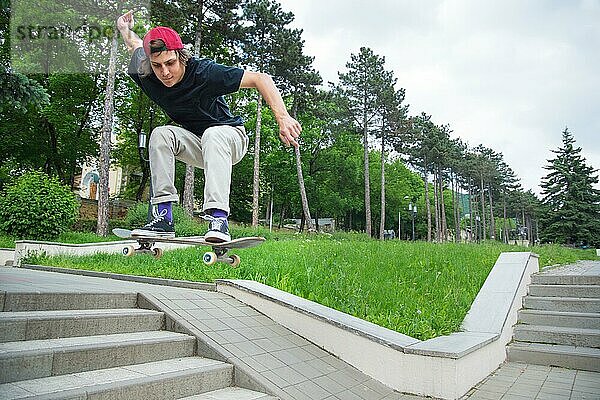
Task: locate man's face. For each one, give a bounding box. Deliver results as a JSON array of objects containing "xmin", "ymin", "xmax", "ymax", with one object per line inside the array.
[{"xmin": 150, "ymin": 50, "xmax": 185, "ymax": 87}]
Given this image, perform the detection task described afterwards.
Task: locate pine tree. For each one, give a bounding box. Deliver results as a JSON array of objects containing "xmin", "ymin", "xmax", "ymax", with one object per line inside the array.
[
  {"xmin": 540, "ymin": 128, "xmax": 600, "ymax": 246},
  {"xmin": 335, "ymin": 47, "xmax": 392, "ymax": 237}
]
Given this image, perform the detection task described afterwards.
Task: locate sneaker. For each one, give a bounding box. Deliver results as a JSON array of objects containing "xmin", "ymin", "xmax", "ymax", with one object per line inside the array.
[
  {"xmin": 203, "ymin": 215, "xmax": 231, "ymax": 243},
  {"xmin": 131, "ymin": 208, "xmax": 175, "ymax": 238}
]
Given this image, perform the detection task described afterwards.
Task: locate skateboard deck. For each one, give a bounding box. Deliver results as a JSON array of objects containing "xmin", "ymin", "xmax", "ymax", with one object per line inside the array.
[{"xmin": 112, "ymin": 228, "xmax": 265, "ymax": 267}]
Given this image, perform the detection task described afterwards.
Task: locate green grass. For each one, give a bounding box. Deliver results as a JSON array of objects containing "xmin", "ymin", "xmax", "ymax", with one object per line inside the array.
[{"xmin": 26, "ymin": 232, "xmax": 599, "ymax": 341}]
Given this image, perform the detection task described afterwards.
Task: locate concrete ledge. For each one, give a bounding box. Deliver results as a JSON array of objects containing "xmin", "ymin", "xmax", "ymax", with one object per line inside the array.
[
  {"xmin": 21, "ymin": 264, "xmax": 216, "ymax": 291},
  {"xmin": 13, "ymin": 239, "xmax": 200, "ymax": 266},
  {"xmin": 217, "ymin": 252, "xmax": 539, "ymax": 400},
  {"xmin": 214, "ymin": 279, "xmax": 419, "ymax": 352},
  {"xmin": 0, "ymin": 248, "xmax": 13, "ymax": 266}
]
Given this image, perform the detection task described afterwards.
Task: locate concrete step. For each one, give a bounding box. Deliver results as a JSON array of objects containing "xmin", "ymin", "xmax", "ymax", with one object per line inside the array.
[
  {"xmin": 513, "ymin": 324, "xmax": 600, "ymax": 347},
  {"xmin": 0, "ymin": 356, "xmax": 233, "ymax": 399},
  {"xmin": 532, "ymin": 274, "xmax": 600, "ymax": 285},
  {"xmin": 180, "ymin": 387, "xmax": 278, "ymax": 399},
  {"xmin": 518, "ymin": 309, "xmax": 600, "ymax": 329},
  {"xmin": 507, "ymin": 342, "xmax": 600, "ymax": 372},
  {"xmin": 0, "ymin": 330, "xmax": 196, "ymax": 383},
  {"xmin": 0, "ymin": 308, "xmax": 164, "ymax": 342},
  {"xmin": 1, "ymin": 292, "xmax": 138, "ymax": 311},
  {"xmin": 523, "ymin": 296, "xmax": 600, "ymax": 313},
  {"xmin": 528, "ymin": 284, "xmax": 600, "ymax": 298}
]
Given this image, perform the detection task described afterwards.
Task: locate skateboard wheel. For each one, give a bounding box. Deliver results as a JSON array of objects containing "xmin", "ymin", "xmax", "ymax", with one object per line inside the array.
[
  {"xmin": 152, "ymin": 247, "xmax": 163, "ymax": 259},
  {"xmin": 203, "ymin": 251, "xmax": 217, "ymax": 266},
  {"xmin": 229, "ymin": 254, "xmax": 241, "ymax": 268},
  {"xmin": 123, "ymin": 245, "xmax": 135, "ymax": 257}
]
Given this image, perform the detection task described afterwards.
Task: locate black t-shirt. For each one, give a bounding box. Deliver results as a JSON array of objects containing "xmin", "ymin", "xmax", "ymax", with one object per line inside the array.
[{"xmin": 128, "ymin": 47, "xmax": 244, "ymax": 136}]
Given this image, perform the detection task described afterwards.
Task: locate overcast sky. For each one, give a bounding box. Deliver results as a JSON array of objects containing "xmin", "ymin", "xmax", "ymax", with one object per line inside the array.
[{"xmin": 277, "ymin": 0, "xmax": 600, "ymax": 195}]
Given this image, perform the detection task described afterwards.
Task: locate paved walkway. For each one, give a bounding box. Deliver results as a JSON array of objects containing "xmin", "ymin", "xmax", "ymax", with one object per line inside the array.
[
  {"xmin": 1, "ymin": 265, "xmax": 599, "ymax": 400},
  {"xmin": 540, "ymin": 260, "xmax": 600, "ymax": 277}
]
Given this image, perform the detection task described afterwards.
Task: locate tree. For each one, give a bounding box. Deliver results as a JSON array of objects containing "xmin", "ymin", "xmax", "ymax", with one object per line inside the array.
[
  {"xmin": 0, "ymin": 74, "xmax": 98, "ymax": 186},
  {"xmin": 0, "ymin": 67, "xmax": 49, "ymax": 114},
  {"xmin": 399, "ymin": 113, "xmax": 437, "ymax": 241},
  {"xmin": 335, "ymin": 47, "xmax": 392, "ymax": 237},
  {"xmin": 540, "ymin": 128, "xmax": 600, "ymax": 246},
  {"xmin": 377, "ymin": 85, "xmax": 408, "ymax": 239},
  {"xmin": 269, "ymin": 13, "xmax": 322, "ymax": 232},
  {"xmin": 497, "ymin": 161, "xmax": 520, "ymax": 243},
  {"xmin": 96, "ymin": 27, "xmax": 119, "ymax": 236},
  {"xmin": 239, "ymin": 0, "xmax": 298, "ymax": 226}
]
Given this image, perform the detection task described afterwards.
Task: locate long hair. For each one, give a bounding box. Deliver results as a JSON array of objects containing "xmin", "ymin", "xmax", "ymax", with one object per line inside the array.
[{"xmin": 138, "ymin": 39, "xmax": 192, "ymax": 78}]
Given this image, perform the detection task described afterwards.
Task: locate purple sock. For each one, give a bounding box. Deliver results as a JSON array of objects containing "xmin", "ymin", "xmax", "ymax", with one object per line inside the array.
[
  {"xmin": 210, "ymin": 209, "xmax": 228, "ymax": 219},
  {"xmin": 157, "ymin": 202, "xmax": 173, "ymax": 222}
]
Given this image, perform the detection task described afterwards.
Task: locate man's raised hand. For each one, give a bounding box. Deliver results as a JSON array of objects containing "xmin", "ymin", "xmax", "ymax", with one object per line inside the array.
[{"xmin": 117, "ymin": 10, "xmax": 134, "ymax": 32}]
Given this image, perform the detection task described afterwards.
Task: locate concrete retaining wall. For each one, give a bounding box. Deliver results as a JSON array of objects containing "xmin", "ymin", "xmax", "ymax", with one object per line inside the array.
[
  {"xmin": 13, "ymin": 239, "xmax": 197, "ymax": 266},
  {"xmin": 0, "ymin": 248, "xmax": 14, "ymax": 266},
  {"xmin": 217, "ymin": 252, "xmax": 539, "ymax": 400}
]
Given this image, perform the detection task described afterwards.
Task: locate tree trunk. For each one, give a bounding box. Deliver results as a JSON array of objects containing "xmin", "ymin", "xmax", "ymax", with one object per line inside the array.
[
  {"xmin": 363, "ymin": 115, "xmax": 372, "ymax": 237},
  {"xmin": 291, "ymin": 102, "xmax": 314, "ymax": 232},
  {"xmin": 182, "ymin": 1, "xmax": 205, "ymax": 217},
  {"xmin": 136, "ymin": 107, "xmax": 153, "ymax": 201},
  {"xmin": 379, "ymin": 128, "xmax": 386, "ymax": 240},
  {"xmin": 182, "ymin": 166, "xmax": 195, "ymax": 216},
  {"xmin": 295, "ymin": 145, "xmax": 314, "ymax": 231},
  {"xmin": 439, "ymin": 169, "xmax": 448, "ymax": 242},
  {"xmin": 278, "ymin": 203, "xmax": 286, "ymax": 229},
  {"xmin": 526, "ymin": 214, "xmax": 533, "ymax": 247},
  {"xmin": 96, "ymin": 31, "xmax": 118, "ymax": 236},
  {"xmin": 251, "ymin": 94, "xmax": 263, "ymax": 226},
  {"xmin": 454, "ymin": 174, "xmax": 461, "ymax": 242},
  {"xmin": 479, "ymin": 176, "xmax": 486, "ymax": 241},
  {"xmin": 488, "ymin": 184, "xmax": 495, "ymax": 240},
  {"xmin": 433, "ymin": 169, "xmax": 440, "ymax": 241},
  {"xmin": 502, "ymin": 192, "xmax": 508, "ymax": 244},
  {"xmin": 468, "ymin": 179, "xmax": 474, "ymax": 242},
  {"xmin": 424, "ymin": 169, "xmax": 432, "ymax": 242}
]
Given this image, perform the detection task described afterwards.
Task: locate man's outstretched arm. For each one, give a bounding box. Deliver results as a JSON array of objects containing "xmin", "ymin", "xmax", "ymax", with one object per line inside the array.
[
  {"xmin": 240, "ymin": 71, "xmax": 301, "ymax": 147},
  {"xmin": 116, "ymin": 11, "xmax": 143, "ymax": 54}
]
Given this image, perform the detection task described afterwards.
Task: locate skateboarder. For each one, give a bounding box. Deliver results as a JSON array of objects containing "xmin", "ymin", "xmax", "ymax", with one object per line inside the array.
[{"xmin": 116, "ymin": 11, "xmax": 301, "ymax": 242}]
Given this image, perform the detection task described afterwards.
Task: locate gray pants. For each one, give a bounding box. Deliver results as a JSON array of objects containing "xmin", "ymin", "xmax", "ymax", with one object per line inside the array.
[{"xmin": 148, "ymin": 125, "xmax": 249, "ymax": 214}]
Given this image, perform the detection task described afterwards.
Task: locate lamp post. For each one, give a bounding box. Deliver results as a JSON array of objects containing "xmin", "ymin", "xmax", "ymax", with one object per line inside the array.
[
  {"xmin": 409, "ymin": 202, "xmax": 417, "ymax": 241},
  {"xmin": 138, "ymin": 132, "xmax": 147, "ymax": 150},
  {"xmin": 400, "ymin": 195, "xmax": 410, "ymax": 240},
  {"xmin": 398, "ymin": 210, "xmax": 401, "ymax": 241}
]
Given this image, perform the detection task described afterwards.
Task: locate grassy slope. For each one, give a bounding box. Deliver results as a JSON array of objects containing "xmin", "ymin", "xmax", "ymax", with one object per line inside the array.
[{"xmin": 27, "ymin": 233, "xmax": 599, "ymax": 341}]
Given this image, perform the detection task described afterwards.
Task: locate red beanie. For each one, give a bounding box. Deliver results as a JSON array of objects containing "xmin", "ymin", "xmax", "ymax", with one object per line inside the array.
[{"xmin": 143, "ymin": 26, "xmax": 184, "ymax": 56}]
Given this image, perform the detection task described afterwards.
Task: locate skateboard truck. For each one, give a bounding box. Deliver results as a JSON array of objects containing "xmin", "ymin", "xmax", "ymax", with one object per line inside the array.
[{"xmin": 202, "ymin": 248, "xmax": 241, "ymax": 268}]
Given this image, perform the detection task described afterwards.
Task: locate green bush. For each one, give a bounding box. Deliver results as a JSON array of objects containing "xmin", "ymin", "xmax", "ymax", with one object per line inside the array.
[{"xmin": 0, "ymin": 170, "xmax": 79, "ymax": 240}]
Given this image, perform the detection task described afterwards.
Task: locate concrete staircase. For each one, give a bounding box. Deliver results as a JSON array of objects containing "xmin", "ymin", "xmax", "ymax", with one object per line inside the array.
[
  {"xmin": 0, "ymin": 292, "xmax": 276, "ymax": 399},
  {"xmin": 508, "ymin": 272, "xmax": 600, "ymax": 371}
]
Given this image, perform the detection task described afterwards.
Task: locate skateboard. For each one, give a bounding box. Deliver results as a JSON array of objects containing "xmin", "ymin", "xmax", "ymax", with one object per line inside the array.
[{"xmin": 112, "ymin": 228, "xmax": 265, "ymax": 268}]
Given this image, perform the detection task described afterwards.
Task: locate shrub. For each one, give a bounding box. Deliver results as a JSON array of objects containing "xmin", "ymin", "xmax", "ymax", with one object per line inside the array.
[{"xmin": 0, "ymin": 170, "xmax": 79, "ymax": 240}]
